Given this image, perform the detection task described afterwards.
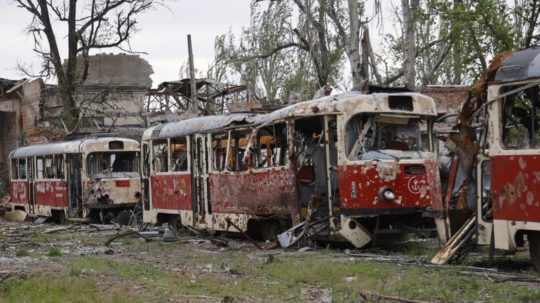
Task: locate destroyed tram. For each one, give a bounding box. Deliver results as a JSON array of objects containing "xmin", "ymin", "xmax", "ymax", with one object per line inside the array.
[
  {"xmin": 433, "ymin": 46, "xmax": 540, "ymax": 269},
  {"xmin": 141, "ymin": 91, "xmax": 441, "ymax": 247},
  {"xmin": 9, "ymin": 137, "xmax": 142, "ymax": 223}
]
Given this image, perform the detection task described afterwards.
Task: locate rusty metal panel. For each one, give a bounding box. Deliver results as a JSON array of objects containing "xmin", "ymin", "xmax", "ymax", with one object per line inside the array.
[
  {"xmin": 209, "ymin": 168, "xmax": 298, "ymax": 216},
  {"xmin": 9, "ymin": 180, "xmax": 28, "ymax": 206},
  {"xmin": 491, "ymin": 155, "xmax": 540, "ymax": 222},
  {"xmin": 338, "ymin": 161, "xmax": 436, "ymax": 210},
  {"xmin": 34, "ymin": 181, "xmax": 68, "ymax": 207},
  {"xmin": 150, "ymin": 174, "xmax": 192, "ymax": 210}
]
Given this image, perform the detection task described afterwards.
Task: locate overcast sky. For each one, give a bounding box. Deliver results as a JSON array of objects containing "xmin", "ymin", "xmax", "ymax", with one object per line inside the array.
[{"xmin": 0, "ymin": 0, "xmax": 252, "ymax": 86}]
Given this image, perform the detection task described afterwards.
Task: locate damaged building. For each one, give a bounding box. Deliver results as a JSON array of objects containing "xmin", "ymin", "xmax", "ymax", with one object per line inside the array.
[{"xmin": 0, "ymin": 54, "xmax": 153, "ymax": 191}]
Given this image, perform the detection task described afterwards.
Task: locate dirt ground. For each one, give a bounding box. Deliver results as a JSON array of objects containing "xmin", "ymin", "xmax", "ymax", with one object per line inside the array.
[{"xmin": 1, "ymin": 218, "xmax": 540, "ymax": 303}]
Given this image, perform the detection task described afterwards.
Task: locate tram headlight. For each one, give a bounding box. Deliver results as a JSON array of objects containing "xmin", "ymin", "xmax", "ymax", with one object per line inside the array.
[{"xmin": 379, "ymin": 187, "xmax": 395, "ymax": 201}]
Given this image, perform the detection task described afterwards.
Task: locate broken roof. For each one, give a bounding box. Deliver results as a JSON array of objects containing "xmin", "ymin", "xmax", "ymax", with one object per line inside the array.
[
  {"xmin": 255, "ymin": 91, "xmax": 437, "ymax": 125},
  {"xmin": 142, "ymin": 113, "xmax": 258, "ymax": 141},
  {"xmin": 495, "ymin": 46, "xmax": 540, "ymax": 82}
]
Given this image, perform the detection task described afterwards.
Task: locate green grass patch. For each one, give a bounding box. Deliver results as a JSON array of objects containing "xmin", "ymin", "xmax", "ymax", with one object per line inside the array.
[
  {"xmin": 47, "ymin": 246, "xmax": 61, "ymax": 257},
  {"xmin": 0, "ymin": 274, "xmax": 134, "ymax": 303}
]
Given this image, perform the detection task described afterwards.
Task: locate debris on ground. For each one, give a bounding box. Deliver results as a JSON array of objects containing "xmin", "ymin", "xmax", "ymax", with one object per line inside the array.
[{"xmin": 3, "ymin": 209, "xmax": 27, "ymax": 222}]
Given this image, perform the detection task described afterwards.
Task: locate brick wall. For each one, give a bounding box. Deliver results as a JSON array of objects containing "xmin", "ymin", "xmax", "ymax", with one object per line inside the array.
[{"xmin": 421, "ymin": 85, "xmax": 469, "ymax": 114}]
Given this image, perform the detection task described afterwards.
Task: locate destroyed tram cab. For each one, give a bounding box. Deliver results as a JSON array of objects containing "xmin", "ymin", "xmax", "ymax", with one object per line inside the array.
[
  {"xmin": 9, "ymin": 137, "xmax": 141, "ymax": 222},
  {"xmin": 142, "ymin": 91, "xmax": 440, "ymax": 248},
  {"xmin": 471, "ymin": 47, "xmax": 540, "ymax": 269}
]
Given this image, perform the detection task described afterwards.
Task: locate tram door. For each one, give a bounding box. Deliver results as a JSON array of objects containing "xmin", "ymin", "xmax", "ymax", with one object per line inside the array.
[
  {"xmin": 27, "ymin": 157, "xmax": 35, "ymax": 214},
  {"xmin": 191, "ymin": 134, "xmax": 209, "ymax": 226},
  {"xmin": 67, "ymin": 155, "xmax": 83, "ymax": 217}
]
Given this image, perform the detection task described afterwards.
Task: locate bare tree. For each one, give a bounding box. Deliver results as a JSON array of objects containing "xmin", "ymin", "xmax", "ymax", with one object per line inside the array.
[{"xmin": 15, "ymin": 0, "xmax": 155, "ymax": 130}]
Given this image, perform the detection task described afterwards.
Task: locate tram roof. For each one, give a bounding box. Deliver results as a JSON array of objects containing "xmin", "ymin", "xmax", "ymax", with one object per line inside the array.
[
  {"xmin": 254, "ymin": 91, "xmax": 437, "ymax": 124},
  {"xmin": 142, "ymin": 91, "xmax": 436, "ymax": 140},
  {"xmin": 142, "ymin": 113, "xmax": 257, "ymax": 141},
  {"xmin": 495, "ymin": 46, "xmax": 540, "ymax": 82},
  {"xmin": 9, "ymin": 137, "xmax": 140, "ymax": 158}
]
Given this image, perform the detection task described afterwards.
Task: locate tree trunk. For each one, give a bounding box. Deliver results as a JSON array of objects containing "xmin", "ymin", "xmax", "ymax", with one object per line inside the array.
[
  {"xmin": 347, "ymin": 0, "xmax": 363, "ymax": 89},
  {"xmin": 401, "ymin": 0, "xmax": 418, "ymax": 90}
]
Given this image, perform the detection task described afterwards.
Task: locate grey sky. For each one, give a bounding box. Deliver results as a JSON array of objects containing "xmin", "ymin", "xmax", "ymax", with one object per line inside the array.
[{"xmin": 0, "ymin": 0, "xmax": 252, "ymax": 86}]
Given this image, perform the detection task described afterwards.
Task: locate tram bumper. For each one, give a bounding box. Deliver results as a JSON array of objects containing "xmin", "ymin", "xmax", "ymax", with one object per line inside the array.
[{"xmin": 337, "ymin": 215, "xmax": 372, "ymax": 248}]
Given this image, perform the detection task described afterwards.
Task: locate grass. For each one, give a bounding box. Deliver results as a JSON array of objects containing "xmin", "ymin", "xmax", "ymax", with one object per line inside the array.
[
  {"xmin": 3, "ymin": 228, "xmax": 540, "ymax": 302},
  {"xmin": 47, "ymin": 246, "xmax": 61, "ymax": 257},
  {"xmin": 0, "ymin": 275, "xmax": 136, "ymax": 303}
]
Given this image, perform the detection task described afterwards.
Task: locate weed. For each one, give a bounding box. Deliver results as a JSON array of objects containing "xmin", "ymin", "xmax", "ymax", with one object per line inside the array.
[
  {"xmin": 15, "ymin": 249, "xmax": 29, "ymax": 257},
  {"xmin": 47, "ymin": 247, "xmax": 61, "ymax": 257}
]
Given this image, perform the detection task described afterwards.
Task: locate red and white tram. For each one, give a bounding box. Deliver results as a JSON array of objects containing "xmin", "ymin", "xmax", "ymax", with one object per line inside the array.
[
  {"xmin": 9, "ymin": 137, "xmax": 141, "ymax": 222},
  {"xmin": 142, "ymin": 91, "xmax": 441, "ymax": 247}
]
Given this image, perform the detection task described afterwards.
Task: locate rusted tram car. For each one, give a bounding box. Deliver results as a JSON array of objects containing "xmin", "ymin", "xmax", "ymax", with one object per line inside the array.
[
  {"xmin": 436, "ymin": 47, "xmax": 540, "ymax": 269},
  {"xmin": 9, "ymin": 137, "xmax": 141, "ymax": 222},
  {"xmin": 142, "ymin": 91, "xmax": 441, "ymax": 247}
]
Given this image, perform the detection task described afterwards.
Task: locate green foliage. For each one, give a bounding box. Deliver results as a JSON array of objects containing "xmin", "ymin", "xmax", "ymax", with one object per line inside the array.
[{"xmin": 47, "ymin": 246, "xmax": 62, "ymax": 257}]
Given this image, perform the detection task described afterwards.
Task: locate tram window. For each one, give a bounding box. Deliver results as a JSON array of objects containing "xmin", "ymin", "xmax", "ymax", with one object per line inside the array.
[
  {"xmin": 18, "ymin": 159, "xmax": 27, "ymax": 179},
  {"xmin": 87, "ymin": 152, "xmax": 139, "ymax": 177},
  {"xmin": 212, "ymin": 132, "xmax": 228, "ymax": 171},
  {"xmin": 346, "ymin": 114, "xmax": 427, "ymax": 160},
  {"xmin": 55, "ymin": 155, "xmax": 65, "ymax": 179},
  {"xmin": 11, "ymin": 159, "xmax": 18, "ymax": 179},
  {"xmin": 44, "ymin": 156, "xmax": 54, "ymax": 178},
  {"xmin": 152, "ymin": 140, "xmax": 169, "ymax": 173},
  {"xmin": 36, "ymin": 157, "xmax": 45, "ymax": 179},
  {"xmin": 254, "ymin": 123, "xmax": 288, "ymax": 168},
  {"xmin": 170, "ymin": 137, "xmax": 188, "ymax": 172},
  {"xmin": 501, "ymin": 85, "xmax": 540, "ymax": 149},
  {"xmin": 228, "ymin": 129, "xmax": 252, "ymax": 171}
]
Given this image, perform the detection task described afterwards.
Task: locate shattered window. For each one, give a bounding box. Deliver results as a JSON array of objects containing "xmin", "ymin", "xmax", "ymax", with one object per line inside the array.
[
  {"xmin": 87, "ymin": 152, "xmax": 139, "ymax": 178},
  {"xmin": 44, "ymin": 156, "xmax": 54, "ymax": 178},
  {"xmin": 229, "ymin": 129, "xmax": 252, "ymax": 171},
  {"xmin": 55, "ymin": 155, "xmax": 65, "ymax": 179},
  {"xmin": 170, "ymin": 137, "xmax": 188, "ymax": 172},
  {"xmin": 501, "ymin": 85, "xmax": 540, "ymax": 149},
  {"xmin": 11, "ymin": 159, "xmax": 18, "ymax": 179},
  {"xmin": 346, "ymin": 114, "xmax": 428, "ymax": 160},
  {"xmin": 254, "ymin": 123, "xmax": 288, "ymax": 168},
  {"xmin": 212, "ymin": 132, "xmax": 228, "ymax": 171},
  {"xmin": 152, "ymin": 140, "xmax": 169, "ymax": 173},
  {"xmin": 18, "ymin": 159, "xmax": 27, "ymax": 179}
]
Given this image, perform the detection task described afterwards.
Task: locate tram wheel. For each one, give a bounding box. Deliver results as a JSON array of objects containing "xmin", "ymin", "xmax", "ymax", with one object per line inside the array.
[
  {"xmin": 529, "ymin": 232, "xmax": 540, "ymax": 271},
  {"xmin": 117, "ymin": 210, "xmax": 132, "ymax": 226}
]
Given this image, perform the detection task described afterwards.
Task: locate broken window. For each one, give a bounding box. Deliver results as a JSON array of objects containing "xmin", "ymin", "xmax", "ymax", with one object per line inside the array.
[
  {"xmin": 152, "ymin": 140, "xmax": 169, "ymax": 173},
  {"xmin": 17, "ymin": 159, "xmax": 27, "ymax": 179},
  {"xmin": 11, "ymin": 159, "xmax": 18, "ymax": 179},
  {"xmin": 170, "ymin": 137, "xmax": 188, "ymax": 172},
  {"xmin": 55, "ymin": 155, "xmax": 65, "ymax": 179},
  {"xmin": 253, "ymin": 123, "xmax": 288, "ymax": 168},
  {"xmin": 87, "ymin": 152, "xmax": 139, "ymax": 178},
  {"xmin": 212, "ymin": 132, "xmax": 228, "ymax": 171},
  {"xmin": 501, "ymin": 84, "xmax": 540, "ymax": 149},
  {"xmin": 346, "ymin": 114, "xmax": 429, "ymax": 160},
  {"xmin": 224, "ymin": 129, "xmax": 252, "ymax": 172}
]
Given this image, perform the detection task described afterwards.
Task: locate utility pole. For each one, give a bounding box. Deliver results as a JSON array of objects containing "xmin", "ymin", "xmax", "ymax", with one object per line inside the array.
[{"xmin": 187, "ymin": 34, "xmax": 198, "ymax": 115}]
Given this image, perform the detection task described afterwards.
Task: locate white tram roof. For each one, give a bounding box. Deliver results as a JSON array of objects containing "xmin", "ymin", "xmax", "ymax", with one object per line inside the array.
[
  {"xmin": 255, "ymin": 91, "xmax": 437, "ymax": 125},
  {"xmin": 9, "ymin": 137, "xmax": 140, "ymax": 159},
  {"xmin": 142, "ymin": 113, "xmax": 257, "ymax": 141}
]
